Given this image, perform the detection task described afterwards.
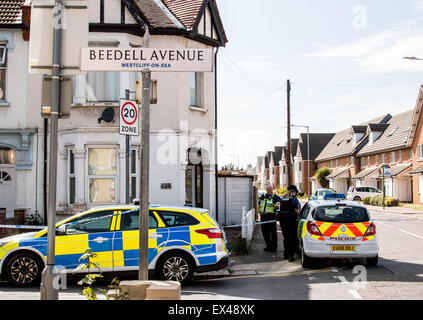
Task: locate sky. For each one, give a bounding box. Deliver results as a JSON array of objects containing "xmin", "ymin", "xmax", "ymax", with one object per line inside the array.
[{"xmin": 215, "ymin": 0, "xmax": 423, "ymax": 169}]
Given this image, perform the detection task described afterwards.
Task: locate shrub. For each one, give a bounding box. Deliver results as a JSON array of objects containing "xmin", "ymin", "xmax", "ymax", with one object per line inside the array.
[
  {"xmin": 363, "ymin": 196, "xmax": 371, "ymax": 205},
  {"xmin": 316, "ymin": 167, "xmax": 331, "ymax": 188},
  {"xmin": 369, "ymin": 195, "xmax": 399, "ymax": 207},
  {"xmin": 370, "ymin": 194, "xmax": 383, "ymax": 206}
]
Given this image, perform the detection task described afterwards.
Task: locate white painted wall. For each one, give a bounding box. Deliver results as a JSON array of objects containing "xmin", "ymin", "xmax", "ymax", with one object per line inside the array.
[{"xmin": 218, "ymin": 176, "xmax": 253, "ymax": 226}]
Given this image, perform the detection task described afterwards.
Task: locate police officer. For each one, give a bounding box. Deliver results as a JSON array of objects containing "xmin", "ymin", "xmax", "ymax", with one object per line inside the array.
[
  {"xmin": 258, "ymin": 185, "xmax": 281, "ymax": 253},
  {"xmin": 278, "ymin": 185, "xmax": 301, "ymax": 261}
]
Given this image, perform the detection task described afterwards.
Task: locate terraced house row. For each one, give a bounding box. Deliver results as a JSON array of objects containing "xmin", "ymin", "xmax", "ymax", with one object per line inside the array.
[{"xmin": 256, "ymin": 85, "xmax": 423, "ymax": 204}]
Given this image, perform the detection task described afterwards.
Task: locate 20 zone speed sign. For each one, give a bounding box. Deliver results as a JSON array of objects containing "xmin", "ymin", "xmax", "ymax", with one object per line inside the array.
[{"xmin": 120, "ymin": 99, "xmax": 139, "ymax": 136}]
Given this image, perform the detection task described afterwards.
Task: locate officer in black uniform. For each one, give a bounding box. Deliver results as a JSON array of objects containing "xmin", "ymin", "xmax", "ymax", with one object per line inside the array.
[
  {"xmin": 278, "ymin": 185, "xmax": 301, "ymax": 261},
  {"xmin": 258, "ymin": 185, "xmax": 281, "ymax": 253}
]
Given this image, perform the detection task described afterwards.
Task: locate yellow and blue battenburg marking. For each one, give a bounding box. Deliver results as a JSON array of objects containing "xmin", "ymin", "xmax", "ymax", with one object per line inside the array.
[{"xmin": 3, "ymin": 207, "xmax": 226, "ymax": 272}]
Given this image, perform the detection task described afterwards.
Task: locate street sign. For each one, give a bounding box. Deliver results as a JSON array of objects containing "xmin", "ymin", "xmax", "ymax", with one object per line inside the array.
[
  {"xmin": 80, "ymin": 47, "xmax": 213, "ymax": 72},
  {"xmin": 29, "ymin": 0, "xmax": 88, "ymax": 75},
  {"xmin": 383, "ymin": 165, "xmax": 391, "ymax": 176},
  {"xmin": 119, "ymin": 99, "xmax": 139, "ymax": 136}
]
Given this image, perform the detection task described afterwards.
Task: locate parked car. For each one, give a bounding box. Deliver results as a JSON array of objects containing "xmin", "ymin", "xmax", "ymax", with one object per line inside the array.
[
  {"xmin": 346, "ymin": 186, "xmax": 382, "ymax": 201},
  {"xmin": 297, "ymin": 196, "xmax": 378, "ymax": 268},
  {"xmin": 0, "ymin": 205, "xmax": 229, "ymax": 286},
  {"xmin": 311, "ymin": 188, "xmax": 336, "ymax": 200}
]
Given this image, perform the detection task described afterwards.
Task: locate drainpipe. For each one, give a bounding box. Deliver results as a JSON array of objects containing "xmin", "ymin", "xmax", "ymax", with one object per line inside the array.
[{"xmin": 214, "ymin": 47, "xmax": 219, "ymax": 222}]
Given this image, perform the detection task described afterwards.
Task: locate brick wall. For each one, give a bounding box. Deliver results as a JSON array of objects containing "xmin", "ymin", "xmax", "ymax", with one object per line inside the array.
[{"xmin": 0, "ymin": 209, "xmax": 26, "ymax": 239}]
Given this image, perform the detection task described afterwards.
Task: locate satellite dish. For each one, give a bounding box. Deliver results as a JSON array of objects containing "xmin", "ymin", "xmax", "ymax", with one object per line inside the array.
[{"xmin": 98, "ymin": 107, "xmax": 115, "ymax": 123}]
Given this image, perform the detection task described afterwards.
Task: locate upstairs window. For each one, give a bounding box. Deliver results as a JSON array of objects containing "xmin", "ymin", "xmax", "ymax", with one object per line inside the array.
[
  {"xmin": 419, "ymin": 145, "xmax": 423, "ymax": 160},
  {"xmin": 190, "ymin": 72, "xmax": 203, "ymax": 107},
  {"xmin": 0, "ymin": 45, "xmax": 7, "ymax": 101}
]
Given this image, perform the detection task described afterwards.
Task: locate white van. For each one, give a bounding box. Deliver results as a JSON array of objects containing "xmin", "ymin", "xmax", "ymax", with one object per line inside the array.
[{"xmin": 346, "ymin": 186, "xmax": 382, "ymax": 201}]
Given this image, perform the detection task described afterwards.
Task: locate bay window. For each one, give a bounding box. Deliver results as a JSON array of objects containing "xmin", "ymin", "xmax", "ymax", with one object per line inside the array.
[{"xmin": 88, "ymin": 148, "xmax": 117, "ymax": 203}]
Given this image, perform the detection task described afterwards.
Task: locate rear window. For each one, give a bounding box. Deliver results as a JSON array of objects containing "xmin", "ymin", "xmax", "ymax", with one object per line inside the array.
[{"xmin": 312, "ymin": 205, "xmax": 370, "ymax": 223}]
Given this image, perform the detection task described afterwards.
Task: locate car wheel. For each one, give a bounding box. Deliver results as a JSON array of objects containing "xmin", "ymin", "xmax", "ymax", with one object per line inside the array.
[
  {"xmin": 301, "ymin": 243, "xmax": 314, "ymax": 269},
  {"xmin": 366, "ymin": 255, "xmax": 378, "ymax": 267},
  {"xmin": 156, "ymin": 251, "xmax": 195, "ymax": 285},
  {"xmin": 353, "ymin": 196, "xmax": 361, "ymax": 201},
  {"xmin": 5, "ymin": 252, "xmax": 43, "ymax": 287}
]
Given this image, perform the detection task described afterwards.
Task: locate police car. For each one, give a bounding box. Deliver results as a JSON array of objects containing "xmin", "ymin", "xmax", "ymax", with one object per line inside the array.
[
  {"xmin": 0, "ymin": 205, "xmax": 229, "ymax": 287},
  {"xmin": 297, "ymin": 194, "xmax": 378, "ymax": 268}
]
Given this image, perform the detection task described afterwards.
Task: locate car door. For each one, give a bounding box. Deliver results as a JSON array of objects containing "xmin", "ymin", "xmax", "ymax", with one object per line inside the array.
[
  {"xmin": 297, "ymin": 203, "xmax": 310, "ymax": 240},
  {"xmin": 112, "ymin": 210, "xmax": 169, "ymax": 270},
  {"xmin": 56, "ymin": 210, "xmax": 117, "ymax": 271}
]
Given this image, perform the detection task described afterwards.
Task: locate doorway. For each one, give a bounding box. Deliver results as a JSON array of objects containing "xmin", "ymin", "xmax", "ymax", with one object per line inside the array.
[{"xmin": 185, "ymin": 148, "xmax": 203, "ymax": 208}]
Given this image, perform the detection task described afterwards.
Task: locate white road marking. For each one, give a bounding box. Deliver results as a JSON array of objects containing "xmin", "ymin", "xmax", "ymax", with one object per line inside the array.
[
  {"xmin": 398, "ymin": 229, "xmax": 423, "ymax": 240},
  {"xmin": 375, "ymin": 221, "xmax": 395, "ymax": 229},
  {"xmin": 348, "ymin": 289, "xmax": 363, "ymax": 300}
]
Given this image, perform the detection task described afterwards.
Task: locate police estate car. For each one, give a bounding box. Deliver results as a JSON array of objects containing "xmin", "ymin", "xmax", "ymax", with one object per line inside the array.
[
  {"xmin": 0, "ymin": 205, "xmax": 229, "ymax": 287},
  {"xmin": 297, "ymin": 194, "xmax": 378, "ymax": 268}
]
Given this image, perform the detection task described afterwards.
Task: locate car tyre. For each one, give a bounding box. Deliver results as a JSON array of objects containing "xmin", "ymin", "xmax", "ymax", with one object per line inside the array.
[
  {"xmin": 4, "ymin": 251, "xmax": 44, "ymax": 287},
  {"xmin": 353, "ymin": 196, "xmax": 361, "ymax": 201},
  {"xmin": 156, "ymin": 251, "xmax": 195, "ymax": 285},
  {"xmin": 366, "ymin": 255, "xmax": 378, "ymax": 267},
  {"xmin": 301, "ymin": 243, "xmax": 314, "ymax": 269}
]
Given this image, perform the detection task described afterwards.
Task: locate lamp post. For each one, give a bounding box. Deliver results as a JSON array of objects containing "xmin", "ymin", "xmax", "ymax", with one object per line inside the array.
[{"xmin": 291, "ymin": 124, "xmax": 310, "ymax": 200}]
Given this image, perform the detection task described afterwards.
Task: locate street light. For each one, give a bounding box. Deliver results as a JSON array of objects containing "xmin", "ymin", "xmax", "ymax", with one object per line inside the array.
[{"xmin": 291, "ymin": 124, "xmax": 310, "ymax": 200}]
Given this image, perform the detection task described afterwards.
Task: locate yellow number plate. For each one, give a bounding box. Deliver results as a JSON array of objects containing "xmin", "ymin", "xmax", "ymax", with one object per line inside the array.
[{"xmin": 331, "ymin": 245, "xmax": 356, "ymax": 252}]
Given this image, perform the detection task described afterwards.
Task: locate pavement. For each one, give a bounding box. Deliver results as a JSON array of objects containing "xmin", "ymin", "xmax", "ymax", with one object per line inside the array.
[{"xmin": 194, "ymin": 224, "xmax": 304, "ymax": 279}]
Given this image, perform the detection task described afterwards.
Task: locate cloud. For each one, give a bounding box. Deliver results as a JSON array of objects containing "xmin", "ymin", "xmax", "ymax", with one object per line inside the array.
[{"xmin": 305, "ymin": 21, "xmax": 423, "ymax": 73}]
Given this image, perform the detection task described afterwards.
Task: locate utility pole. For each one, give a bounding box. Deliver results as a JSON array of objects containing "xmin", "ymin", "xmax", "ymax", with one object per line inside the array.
[
  {"xmin": 40, "ymin": 0, "xmax": 62, "ymax": 300},
  {"xmin": 286, "ymin": 79, "xmax": 292, "ymax": 186},
  {"xmin": 138, "ymin": 70, "xmax": 151, "ymax": 281}
]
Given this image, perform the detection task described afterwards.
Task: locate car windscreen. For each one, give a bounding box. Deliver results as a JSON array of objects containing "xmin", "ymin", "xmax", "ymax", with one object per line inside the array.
[{"xmin": 312, "ymin": 205, "xmax": 370, "ymax": 223}]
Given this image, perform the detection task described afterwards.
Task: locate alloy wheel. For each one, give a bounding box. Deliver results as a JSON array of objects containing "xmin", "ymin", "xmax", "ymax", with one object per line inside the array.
[
  {"xmin": 162, "ymin": 256, "xmax": 190, "ymax": 282},
  {"xmin": 10, "ymin": 256, "xmax": 39, "ymax": 285}
]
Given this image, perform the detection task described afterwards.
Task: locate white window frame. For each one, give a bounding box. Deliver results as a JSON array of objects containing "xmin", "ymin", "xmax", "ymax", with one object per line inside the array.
[
  {"xmin": 0, "ymin": 44, "xmax": 7, "ymax": 101},
  {"xmin": 398, "ymin": 150, "xmax": 402, "ymax": 162},
  {"xmin": 391, "ymin": 151, "xmax": 396, "ymax": 163},
  {"xmin": 86, "ymin": 145, "xmax": 119, "ymax": 205}
]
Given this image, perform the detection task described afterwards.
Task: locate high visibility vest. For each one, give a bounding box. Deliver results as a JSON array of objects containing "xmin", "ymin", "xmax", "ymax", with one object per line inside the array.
[{"xmin": 260, "ymin": 194, "xmax": 276, "ymax": 214}]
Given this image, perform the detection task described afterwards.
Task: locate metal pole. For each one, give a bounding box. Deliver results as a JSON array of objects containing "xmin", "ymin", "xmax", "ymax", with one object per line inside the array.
[
  {"xmin": 139, "ymin": 70, "xmax": 151, "ymax": 280},
  {"xmin": 383, "ymin": 166, "xmax": 385, "ymax": 211},
  {"xmin": 307, "ymin": 126, "xmax": 310, "ymax": 200},
  {"xmin": 40, "ymin": 0, "xmax": 62, "ymax": 300},
  {"xmin": 125, "ymin": 89, "xmax": 131, "ymax": 204}
]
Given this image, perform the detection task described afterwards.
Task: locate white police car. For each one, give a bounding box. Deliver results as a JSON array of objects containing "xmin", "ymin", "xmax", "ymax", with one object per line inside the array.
[{"xmin": 297, "ymin": 194, "xmax": 378, "ymax": 268}]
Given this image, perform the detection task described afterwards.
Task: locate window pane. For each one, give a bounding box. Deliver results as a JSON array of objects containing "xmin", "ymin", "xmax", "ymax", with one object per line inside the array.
[
  {"xmin": 0, "ymin": 148, "xmax": 15, "ymax": 164},
  {"xmin": 66, "ymin": 214, "xmax": 113, "ymax": 234},
  {"xmin": 69, "ymin": 177, "xmax": 75, "ymax": 204},
  {"xmin": 86, "ymin": 71, "xmax": 119, "ymax": 102},
  {"xmin": 120, "ymin": 210, "xmax": 158, "ymax": 230},
  {"xmin": 131, "ymin": 150, "xmax": 136, "ymax": 174},
  {"xmin": 69, "ymin": 150, "xmax": 75, "ymax": 174},
  {"xmin": 88, "ymin": 148, "xmax": 117, "ymax": 175},
  {"xmin": 130, "ymin": 176, "xmax": 137, "ymax": 202},
  {"xmin": 159, "ymin": 211, "xmax": 198, "ymax": 227},
  {"xmin": 312, "ymin": 206, "xmax": 370, "ymax": 223},
  {"xmin": 89, "ymin": 178, "xmax": 115, "ymax": 203},
  {"xmin": 185, "ymin": 169, "xmax": 193, "ymax": 206},
  {"xmin": 0, "ymin": 69, "xmax": 5, "ymax": 100}
]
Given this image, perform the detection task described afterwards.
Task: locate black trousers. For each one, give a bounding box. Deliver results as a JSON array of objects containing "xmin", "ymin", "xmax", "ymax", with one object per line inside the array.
[
  {"xmin": 261, "ymin": 213, "xmax": 277, "ymax": 250},
  {"xmin": 279, "ymin": 217, "xmax": 298, "ymax": 257}
]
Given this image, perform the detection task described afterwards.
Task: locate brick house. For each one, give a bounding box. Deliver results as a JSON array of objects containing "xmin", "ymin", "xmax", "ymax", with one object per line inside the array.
[{"xmin": 293, "ymin": 133, "xmax": 334, "ymax": 195}]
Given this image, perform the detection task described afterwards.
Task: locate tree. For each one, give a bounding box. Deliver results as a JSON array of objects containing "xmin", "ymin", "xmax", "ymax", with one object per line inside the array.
[{"xmin": 316, "ymin": 167, "xmax": 331, "ymax": 188}]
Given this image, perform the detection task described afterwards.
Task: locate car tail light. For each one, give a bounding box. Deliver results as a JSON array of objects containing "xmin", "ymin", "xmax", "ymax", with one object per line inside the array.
[
  {"xmin": 306, "ymin": 221, "xmax": 323, "ymax": 236},
  {"xmin": 364, "ymin": 222, "xmax": 376, "ymax": 236},
  {"xmin": 195, "ymin": 228, "xmax": 224, "ymax": 239}
]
